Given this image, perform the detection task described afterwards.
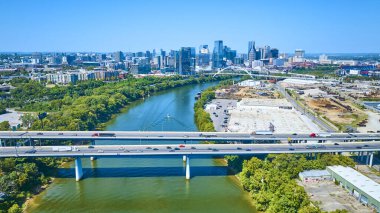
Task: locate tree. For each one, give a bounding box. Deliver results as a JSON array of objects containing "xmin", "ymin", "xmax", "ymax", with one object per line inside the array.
[
  {"xmin": 0, "ymin": 121, "xmax": 10, "ymax": 130},
  {"xmin": 20, "ymin": 113, "xmax": 37, "ymax": 128},
  {"xmin": 7, "ymin": 204, "xmax": 22, "ymax": 213}
]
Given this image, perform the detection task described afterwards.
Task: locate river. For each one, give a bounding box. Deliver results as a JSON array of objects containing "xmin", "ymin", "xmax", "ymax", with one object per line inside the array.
[{"xmin": 26, "ymin": 81, "xmax": 256, "ymax": 213}]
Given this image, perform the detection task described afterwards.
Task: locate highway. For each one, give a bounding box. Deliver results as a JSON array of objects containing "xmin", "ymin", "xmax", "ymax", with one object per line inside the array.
[
  {"xmin": 1, "ymin": 131, "xmax": 380, "ymax": 142},
  {"xmin": 1, "ymin": 142, "xmax": 380, "ymax": 158}
]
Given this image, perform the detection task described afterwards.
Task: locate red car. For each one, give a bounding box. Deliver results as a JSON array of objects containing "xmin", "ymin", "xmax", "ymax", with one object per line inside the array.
[
  {"xmin": 92, "ymin": 133, "xmax": 99, "ymax": 137},
  {"xmin": 179, "ymin": 144, "xmax": 185, "ymax": 148},
  {"xmin": 309, "ymin": 133, "xmax": 317, "ymax": 138}
]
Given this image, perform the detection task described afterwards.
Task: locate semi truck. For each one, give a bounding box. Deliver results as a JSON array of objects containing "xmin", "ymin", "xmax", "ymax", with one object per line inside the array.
[
  {"xmin": 52, "ymin": 146, "xmax": 72, "ymax": 152},
  {"xmin": 52, "ymin": 146, "xmax": 79, "ymax": 152},
  {"xmin": 92, "ymin": 133, "xmax": 116, "ymax": 137}
]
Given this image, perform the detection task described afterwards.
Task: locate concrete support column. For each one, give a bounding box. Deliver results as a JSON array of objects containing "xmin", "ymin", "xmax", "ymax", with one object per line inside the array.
[
  {"xmin": 185, "ymin": 156, "xmax": 190, "ymax": 180},
  {"xmin": 369, "ymin": 153, "xmax": 374, "ymax": 167},
  {"xmin": 183, "ymin": 155, "xmax": 187, "ymax": 162},
  {"xmin": 75, "ymin": 158, "xmax": 83, "ymax": 181},
  {"xmin": 0, "ymin": 139, "xmax": 2, "ymax": 147},
  {"xmin": 366, "ymin": 152, "xmax": 370, "ymax": 165},
  {"xmin": 90, "ymin": 157, "xmax": 97, "ymax": 161}
]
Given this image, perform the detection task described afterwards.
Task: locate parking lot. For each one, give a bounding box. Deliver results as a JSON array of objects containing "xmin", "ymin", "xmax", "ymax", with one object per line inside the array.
[{"xmin": 205, "ymin": 99, "xmax": 237, "ymax": 132}]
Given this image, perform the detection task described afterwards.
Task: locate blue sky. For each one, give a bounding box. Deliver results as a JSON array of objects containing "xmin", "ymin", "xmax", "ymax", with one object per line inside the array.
[{"xmin": 0, "ymin": 0, "xmax": 379, "ymax": 53}]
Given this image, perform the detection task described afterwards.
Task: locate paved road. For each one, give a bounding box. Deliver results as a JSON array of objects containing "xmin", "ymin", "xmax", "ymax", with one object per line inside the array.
[
  {"xmin": 1, "ymin": 131, "xmax": 380, "ymax": 142},
  {"xmin": 1, "ymin": 142, "xmax": 379, "ymax": 158},
  {"xmin": 275, "ymin": 83, "xmax": 337, "ymax": 132}
]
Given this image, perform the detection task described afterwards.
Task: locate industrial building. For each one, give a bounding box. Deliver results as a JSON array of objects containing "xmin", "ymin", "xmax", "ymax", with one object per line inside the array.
[
  {"xmin": 299, "ymin": 170, "xmax": 331, "ymax": 182},
  {"xmin": 327, "ymin": 166, "xmax": 380, "ymax": 212}
]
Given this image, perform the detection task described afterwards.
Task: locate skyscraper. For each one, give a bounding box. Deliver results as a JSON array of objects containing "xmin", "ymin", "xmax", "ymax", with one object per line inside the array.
[
  {"xmin": 198, "ymin": 45, "xmax": 210, "ymax": 66},
  {"xmin": 295, "ymin": 49, "xmax": 305, "ymax": 58},
  {"xmin": 270, "ymin": 48, "xmax": 279, "ymax": 59},
  {"xmin": 114, "ymin": 51, "xmax": 124, "ymax": 62},
  {"xmin": 248, "ymin": 41, "xmax": 256, "ymax": 67},
  {"xmin": 179, "ymin": 47, "xmax": 193, "ymax": 75},
  {"xmin": 212, "ymin": 40, "xmax": 224, "ymax": 69}
]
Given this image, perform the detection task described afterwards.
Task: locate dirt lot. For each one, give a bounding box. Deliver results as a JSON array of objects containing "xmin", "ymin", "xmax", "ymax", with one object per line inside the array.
[
  {"xmin": 304, "ymin": 97, "xmax": 367, "ymax": 128},
  {"xmin": 233, "ymin": 87, "xmax": 281, "ymax": 99},
  {"xmin": 299, "ymin": 181, "xmax": 373, "ymax": 212}
]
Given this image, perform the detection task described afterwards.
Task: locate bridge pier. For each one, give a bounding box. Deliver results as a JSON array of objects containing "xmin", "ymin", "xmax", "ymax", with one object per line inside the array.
[
  {"xmin": 369, "ymin": 152, "xmax": 374, "ymax": 167},
  {"xmin": 185, "ymin": 156, "xmax": 190, "ymax": 180},
  {"xmin": 90, "ymin": 157, "xmax": 97, "ymax": 161},
  {"xmin": 75, "ymin": 158, "xmax": 83, "ymax": 181},
  {"xmin": 183, "ymin": 155, "xmax": 187, "ymax": 162},
  {"xmin": 366, "ymin": 152, "xmax": 370, "ymax": 165}
]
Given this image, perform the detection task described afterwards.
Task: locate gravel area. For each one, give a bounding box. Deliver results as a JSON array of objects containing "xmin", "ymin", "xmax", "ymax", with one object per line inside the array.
[{"xmin": 299, "ymin": 181, "xmax": 373, "ymax": 212}]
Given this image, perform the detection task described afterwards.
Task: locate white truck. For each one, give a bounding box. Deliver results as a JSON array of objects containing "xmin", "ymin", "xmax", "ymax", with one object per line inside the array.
[{"xmin": 52, "ymin": 146, "xmax": 73, "ymax": 152}]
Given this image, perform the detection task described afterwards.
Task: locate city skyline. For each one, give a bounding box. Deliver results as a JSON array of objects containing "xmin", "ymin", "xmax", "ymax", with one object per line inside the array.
[{"xmin": 0, "ymin": 0, "xmax": 379, "ymax": 53}]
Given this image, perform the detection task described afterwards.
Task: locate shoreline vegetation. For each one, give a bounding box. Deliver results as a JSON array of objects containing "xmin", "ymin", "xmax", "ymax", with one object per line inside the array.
[
  {"xmin": 0, "ymin": 75, "xmax": 231, "ymax": 213},
  {"xmin": 193, "ymin": 80, "xmax": 356, "ymax": 213}
]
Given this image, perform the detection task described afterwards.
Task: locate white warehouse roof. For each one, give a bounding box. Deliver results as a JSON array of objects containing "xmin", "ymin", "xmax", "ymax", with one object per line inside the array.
[{"xmin": 327, "ymin": 165, "xmax": 380, "ymax": 202}]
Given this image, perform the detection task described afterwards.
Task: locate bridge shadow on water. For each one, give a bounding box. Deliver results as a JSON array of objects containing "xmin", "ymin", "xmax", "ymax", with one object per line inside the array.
[{"xmin": 55, "ymin": 166, "xmax": 235, "ymax": 179}]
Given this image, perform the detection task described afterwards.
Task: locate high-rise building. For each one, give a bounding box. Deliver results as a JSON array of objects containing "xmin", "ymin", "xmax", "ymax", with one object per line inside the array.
[
  {"xmin": 212, "ymin": 40, "xmax": 224, "ymax": 69},
  {"xmin": 295, "ymin": 49, "xmax": 305, "ymax": 58},
  {"xmin": 270, "ymin": 48, "xmax": 279, "ymax": 59},
  {"xmin": 198, "ymin": 45, "xmax": 210, "ymax": 66},
  {"xmin": 145, "ymin": 50, "xmax": 152, "ymax": 61},
  {"xmin": 32, "ymin": 52, "xmax": 43, "ymax": 64},
  {"xmin": 248, "ymin": 41, "xmax": 256, "ymax": 68},
  {"xmin": 160, "ymin": 49, "xmax": 166, "ymax": 68},
  {"xmin": 263, "ymin": 45, "xmax": 271, "ymax": 59},
  {"xmin": 179, "ymin": 47, "xmax": 193, "ymax": 75},
  {"xmin": 114, "ymin": 51, "xmax": 124, "ymax": 62},
  {"xmin": 224, "ymin": 46, "xmax": 236, "ymax": 61}
]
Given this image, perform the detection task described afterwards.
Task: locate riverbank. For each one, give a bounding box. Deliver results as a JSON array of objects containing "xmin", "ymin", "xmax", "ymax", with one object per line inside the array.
[
  {"xmin": 25, "ymin": 79, "xmax": 256, "ymax": 213},
  {"xmin": 1, "ymin": 76, "xmax": 233, "ymax": 213}
]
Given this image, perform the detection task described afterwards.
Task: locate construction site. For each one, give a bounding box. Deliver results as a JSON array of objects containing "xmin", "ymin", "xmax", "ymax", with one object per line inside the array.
[{"xmin": 207, "ymin": 80, "xmax": 321, "ymax": 134}]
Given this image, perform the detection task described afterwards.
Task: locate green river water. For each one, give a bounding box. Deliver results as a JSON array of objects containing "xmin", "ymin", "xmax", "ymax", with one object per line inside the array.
[{"xmin": 26, "ymin": 82, "xmax": 256, "ymax": 213}]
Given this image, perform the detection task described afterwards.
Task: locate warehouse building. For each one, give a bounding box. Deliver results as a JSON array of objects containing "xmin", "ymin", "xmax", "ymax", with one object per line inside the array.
[
  {"xmin": 327, "ymin": 166, "xmax": 380, "ymax": 212},
  {"xmin": 299, "ymin": 170, "xmax": 331, "ymax": 182}
]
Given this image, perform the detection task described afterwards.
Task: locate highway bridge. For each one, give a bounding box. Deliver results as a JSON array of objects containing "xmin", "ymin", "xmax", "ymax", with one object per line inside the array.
[
  {"xmin": 1, "ymin": 131, "xmax": 380, "ymax": 181},
  {"xmin": 1, "ymin": 131, "xmax": 380, "ymax": 142}
]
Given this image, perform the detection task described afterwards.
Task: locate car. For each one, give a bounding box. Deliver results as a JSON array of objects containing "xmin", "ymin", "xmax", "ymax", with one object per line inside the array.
[
  {"xmin": 356, "ymin": 146, "xmax": 362, "ymax": 149},
  {"xmin": 292, "ymin": 133, "xmax": 297, "ymax": 136},
  {"xmin": 119, "ymin": 147, "xmax": 125, "ymax": 150},
  {"xmin": 237, "ymin": 147, "xmax": 242, "ymax": 150},
  {"xmin": 153, "ymin": 148, "xmax": 159, "ymax": 151},
  {"xmin": 363, "ymin": 145, "xmax": 369, "ymax": 147},
  {"xmin": 58, "ymin": 133, "xmax": 63, "ymax": 135},
  {"xmin": 289, "ymin": 148, "xmax": 295, "ymax": 151},
  {"xmin": 174, "ymin": 148, "xmax": 180, "ymax": 150},
  {"xmin": 306, "ymin": 145, "xmax": 314, "ymax": 149},
  {"xmin": 246, "ymin": 149, "xmax": 251, "ymax": 151},
  {"xmin": 169, "ymin": 150, "xmax": 175, "ymax": 152},
  {"xmin": 166, "ymin": 146, "xmax": 172, "ymax": 149},
  {"xmin": 25, "ymin": 150, "xmax": 36, "ymax": 154},
  {"xmin": 37, "ymin": 132, "xmax": 43, "ymax": 135},
  {"xmin": 98, "ymin": 150, "xmax": 104, "ymax": 153},
  {"xmin": 183, "ymin": 135, "xmax": 189, "ymax": 138},
  {"xmin": 179, "ymin": 144, "xmax": 185, "ymax": 148},
  {"xmin": 334, "ymin": 143, "xmax": 339, "ymax": 145},
  {"xmin": 212, "ymin": 149, "xmax": 218, "ymax": 152},
  {"xmin": 215, "ymin": 115, "xmax": 218, "ymax": 117},
  {"xmin": 124, "ymin": 150, "xmax": 130, "ymax": 152},
  {"xmin": 146, "ymin": 147, "xmax": 152, "ymax": 149},
  {"xmin": 309, "ymin": 133, "xmax": 317, "ymax": 138},
  {"xmin": 158, "ymin": 136, "xmax": 164, "ymax": 137},
  {"xmin": 207, "ymin": 147, "xmax": 212, "ymax": 150},
  {"xmin": 88, "ymin": 145, "xmax": 95, "ymax": 149},
  {"xmin": 191, "ymin": 146, "xmax": 196, "ymax": 149}
]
